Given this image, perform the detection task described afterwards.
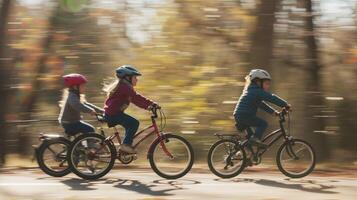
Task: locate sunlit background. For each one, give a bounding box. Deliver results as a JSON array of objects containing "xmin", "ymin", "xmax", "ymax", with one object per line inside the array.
[{"xmin": 1, "ymin": 0, "xmax": 357, "ymax": 167}]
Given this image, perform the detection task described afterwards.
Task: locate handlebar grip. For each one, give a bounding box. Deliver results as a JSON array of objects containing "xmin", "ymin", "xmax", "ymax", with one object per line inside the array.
[{"xmin": 151, "ymin": 107, "xmax": 158, "ymax": 118}]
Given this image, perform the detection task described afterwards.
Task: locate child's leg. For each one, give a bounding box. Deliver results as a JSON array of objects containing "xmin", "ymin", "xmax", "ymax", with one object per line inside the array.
[
  {"xmin": 106, "ymin": 113, "xmax": 139, "ymax": 145},
  {"xmin": 248, "ymin": 117, "xmax": 268, "ymax": 139},
  {"xmin": 77, "ymin": 121, "xmax": 96, "ymax": 133},
  {"xmin": 62, "ymin": 121, "xmax": 95, "ymax": 135}
]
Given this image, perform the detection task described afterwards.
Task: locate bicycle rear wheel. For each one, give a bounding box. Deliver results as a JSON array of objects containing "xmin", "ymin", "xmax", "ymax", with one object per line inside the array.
[
  {"xmin": 277, "ymin": 139, "xmax": 315, "ymax": 178},
  {"xmin": 68, "ymin": 134, "xmax": 116, "ymax": 180},
  {"xmin": 148, "ymin": 134, "xmax": 194, "ymax": 179},
  {"xmin": 36, "ymin": 139, "xmax": 71, "ymax": 177},
  {"xmin": 207, "ymin": 139, "xmax": 246, "ymax": 178}
]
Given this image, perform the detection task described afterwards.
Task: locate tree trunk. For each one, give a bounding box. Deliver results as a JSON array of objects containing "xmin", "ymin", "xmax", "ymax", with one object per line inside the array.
[
  {"xmin": 303, "ymin": 0, "xmax": 329, "ymax": 161},
  {"xmin": 249, "ymin": 0, "xmax": 280, "ymax": 69},
  {"xmin": 18, "ymin": 6, "xmax": 59, "ymax": 154},
  {"xmin": 0, "ymin": 0, "xmax": 13, "ymax": 166}
]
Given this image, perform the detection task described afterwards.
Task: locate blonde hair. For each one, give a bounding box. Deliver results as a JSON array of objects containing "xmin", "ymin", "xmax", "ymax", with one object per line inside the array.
[
  {"xmin": 59, "ymin": 88, "xmax": 86, "ymax": 108},
  {"xmin": 103, "ymin": 79, "xmax": 120, "ymax": 97},
  {"xmin": 243, "ymin": 75, "xmax": 251, "ymax": 91}
]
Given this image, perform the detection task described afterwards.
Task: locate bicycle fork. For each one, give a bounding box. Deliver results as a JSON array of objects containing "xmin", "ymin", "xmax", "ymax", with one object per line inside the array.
[{"xmin": 153, "ymin": 121, "xmax": 174, "ymax": 159}]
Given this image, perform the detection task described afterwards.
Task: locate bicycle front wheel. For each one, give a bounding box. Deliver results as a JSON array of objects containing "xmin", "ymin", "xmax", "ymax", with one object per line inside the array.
[
  {"xmin": 68, "ymin": 134, "xmax": 116, "ymax": 180},
  {"xmin": 207, "ymin": 139, "xmax": 246, "ymax": 178},
  {"xmin": 148, "ymin": 134, "xmax": 194, "ymax": 179},
  {"xmin": 277, "ymin": 139, "xmax": 316, "ymax": 178}
]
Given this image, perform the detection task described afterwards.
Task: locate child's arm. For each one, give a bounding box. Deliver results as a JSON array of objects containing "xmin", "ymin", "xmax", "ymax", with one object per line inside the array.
[
  {"xmin": 259, "ymin": 101, "xmax": 276, "ymax": 115},
  {"xmin": 84, "ymin": 102, "xmax": 104, "ymax": 113},
  {"xmin": 258, "ymin": 90, "xmax": 288, "ymax": 108},
  {"xmin": 128, "ymin": 88, "xmax": 156, "ymax": 110},
  {"xmin": 68, "ymin": 93, "xmax": 95, "ymax": 114}
]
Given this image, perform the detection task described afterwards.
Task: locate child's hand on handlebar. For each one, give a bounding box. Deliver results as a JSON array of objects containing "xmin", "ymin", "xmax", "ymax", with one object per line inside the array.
[
  {"xmin": 284, "ymin": 104, "xmax": 292, "ymax": 112},
  {"xmin": 274, "ymin": 111, "xmax": 280, "ymax": 116},
  {"xmin": 148, "ymin": 103, "xmax": 161, "ymax": 110}
]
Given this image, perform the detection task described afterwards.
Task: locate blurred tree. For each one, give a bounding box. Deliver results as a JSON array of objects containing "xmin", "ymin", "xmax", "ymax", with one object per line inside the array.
[
  {"xmin": 0, "ymin": 0, "xmax": 13, "ymax": 167},
  {"xmin": 303, "ymin": 0, "xmax": 330, "ymax": 160},
  {"xmin": 18, "ymin": 4, "xmax": 61, "ymax": 154},
  {"xmin": 21, "ymin": 6, "xmax": 59, "ymax": 118},
  {"xmin": 249, "ymin": 0, "xmax": 280, "ymax": 68}
]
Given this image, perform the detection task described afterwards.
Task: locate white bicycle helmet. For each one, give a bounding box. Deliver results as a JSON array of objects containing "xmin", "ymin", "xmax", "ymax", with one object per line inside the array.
[{"xmin": 248, "ymin": 69, "xmax": 271, "ymax": 81}]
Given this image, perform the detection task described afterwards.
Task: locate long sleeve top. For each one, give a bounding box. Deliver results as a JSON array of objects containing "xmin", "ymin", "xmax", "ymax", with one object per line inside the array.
[
  {"xmin": 233, "ymin": 83, "xmax": 288, "ymax": 118},
  {"xmin": 104, "ymin": 80, "xmax": 154, "ymax": 116},
  {"xmin": 58, "ymin": 90, "xmax": 104, "ymax": 124}
]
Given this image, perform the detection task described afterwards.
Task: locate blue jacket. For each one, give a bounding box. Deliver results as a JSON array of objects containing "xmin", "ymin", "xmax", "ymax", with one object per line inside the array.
[{"xmin": 233, "ymin": 83, "xmax": 287, "ymax": 118}]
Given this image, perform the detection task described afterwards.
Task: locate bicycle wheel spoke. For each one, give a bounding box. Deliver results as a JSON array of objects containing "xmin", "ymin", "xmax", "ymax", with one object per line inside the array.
[
  {"xmin": 278, "ymin": 140, "xmax": 315, "ymax": 177},
  {"xmin": 70, "ymin": 135, "xmax": 115, "ymax": 178},
  {"xmin": 150, "ymin": 135, "xmax": 193, "ymax": 179},
  {"xmin": 208, "ymin": 140, "xmax": 245, "ymax": 178},
  {"xmin": 41, "ymin": 142, "xmax": 69, "ymax": 173}
]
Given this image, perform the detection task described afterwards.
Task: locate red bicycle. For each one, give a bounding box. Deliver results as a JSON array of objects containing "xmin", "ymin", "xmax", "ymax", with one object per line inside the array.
[{"xmin": 67, "ymin": 107, "xmax": 194, "ymax": 180}]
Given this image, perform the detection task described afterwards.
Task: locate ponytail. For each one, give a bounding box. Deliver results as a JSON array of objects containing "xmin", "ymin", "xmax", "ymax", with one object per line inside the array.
[{"xmin": 103, "ymin": 79, "xmax": 120, "ymax": 97}]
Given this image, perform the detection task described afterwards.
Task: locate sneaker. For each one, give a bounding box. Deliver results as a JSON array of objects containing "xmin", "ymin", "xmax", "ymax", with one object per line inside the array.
[
  {"xmin": 249, "ymin": 137, "xmax": 268, "ymax": 148},
  {"xmin": 120, "ymin": 144, "xmax": 137, "ymax": 154}
]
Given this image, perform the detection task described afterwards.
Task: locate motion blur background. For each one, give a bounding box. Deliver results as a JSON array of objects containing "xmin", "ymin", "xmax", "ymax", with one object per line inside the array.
[{"xmin": 0, "ymin": 0, "xmax": 357, "ymax": 168}]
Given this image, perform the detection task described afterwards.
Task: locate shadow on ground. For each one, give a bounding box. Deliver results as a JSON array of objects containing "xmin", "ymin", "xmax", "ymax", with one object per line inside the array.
[
  {"xmin": 57, "ymin": 177, "xmax": 200, "ymax": 196},
  {"xmin": 214, "ymin": 178, "xmax": 337, "ymax": 194}
]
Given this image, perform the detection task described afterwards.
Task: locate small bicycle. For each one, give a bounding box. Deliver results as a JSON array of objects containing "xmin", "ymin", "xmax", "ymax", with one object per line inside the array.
[
  {"xmin": 67, "ymin": 107, "xmax": 194, "ymax": 180},
  {"xmin": 208, "ymin": 108, "xmax": 316, "ymax": 179}
]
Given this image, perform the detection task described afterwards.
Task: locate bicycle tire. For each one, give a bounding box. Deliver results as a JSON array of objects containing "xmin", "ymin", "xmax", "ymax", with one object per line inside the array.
[
  {"xmin": 148, "ymin": 134, "xmax": 194, "ymax": 179},
  {"xmin": 276, "ymin": 138, "xmax": 316, "ymax": 178},
  {"xmin": 36, "ymin": 138, "xmax": 72, "ymax": 177},
  {"xmin": 67, "ymin": 134, "xmax": 116, "ymax": 180},
  {"xmin": 207, "ymin": 139, "xmax": 247, "ymax": 178}
]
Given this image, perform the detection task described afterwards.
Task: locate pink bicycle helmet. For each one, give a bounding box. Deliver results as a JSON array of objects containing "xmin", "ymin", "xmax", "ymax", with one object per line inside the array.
[{"xmin": 63, "ymin": 73, "xmax": 87, "ymax": 87}]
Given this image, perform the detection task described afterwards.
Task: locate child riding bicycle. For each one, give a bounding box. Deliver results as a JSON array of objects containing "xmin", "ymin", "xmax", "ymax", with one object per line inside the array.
[
  {"xmin": 103, "ymin": 65, "xmax": 160, "ymax": 154},
  {"xmin": 233, "ymin": 69, "xmax": 291, "ymax": 147},
  {"xmin": 58, "ymin": 74, "xmax": 104, "ymax": 135}
]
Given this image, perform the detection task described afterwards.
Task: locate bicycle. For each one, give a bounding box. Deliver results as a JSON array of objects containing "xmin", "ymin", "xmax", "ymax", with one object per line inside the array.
[
  {"xmin": 67, "ymin": 107, "xmax": 194, "ymax": 180},
  {"xmin": 208, "ymin": 108, "xmax": 316, "ymax": 179},
  {"xmin": 34, "ymin": 133, "xmax": 76, "ymax": 177}
]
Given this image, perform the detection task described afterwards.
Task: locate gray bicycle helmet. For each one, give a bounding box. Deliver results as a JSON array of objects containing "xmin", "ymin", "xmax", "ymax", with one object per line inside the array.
[
  {"xmin": 248, "ymin": 69, "xmax": 271, "ymax": 81},
  {"xmin": 116, "ymin": 65, "xmax": 142, "ymax": 78}
]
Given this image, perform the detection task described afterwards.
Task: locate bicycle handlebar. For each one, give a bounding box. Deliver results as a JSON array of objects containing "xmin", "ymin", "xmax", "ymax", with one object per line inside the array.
[
  {"xmin": 94, "ymin": 113, "xmax": 106, "ymax": 123},
  {"xmin": 278, "ymin": 107, "xmax": 291, "ymax": 121},
  {"xmin": 150, "ymin": 106, "xmax": 160, "ymax": 118}
]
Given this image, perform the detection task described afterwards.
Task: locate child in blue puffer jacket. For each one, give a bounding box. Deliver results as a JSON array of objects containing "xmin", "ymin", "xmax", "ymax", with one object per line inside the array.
[{"xmin": 233, "ymin": 69, "xmax": 290, "ymax": 147}]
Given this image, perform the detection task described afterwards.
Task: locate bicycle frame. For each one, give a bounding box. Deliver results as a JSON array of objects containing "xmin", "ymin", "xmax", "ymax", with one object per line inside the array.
[
  {"xmin": 101, "ymin": 109, "xmax": 173, "ymax": 158},
  {"xmin": 240, "ymin": 111, "xmax": 292, "ymax": 157}
]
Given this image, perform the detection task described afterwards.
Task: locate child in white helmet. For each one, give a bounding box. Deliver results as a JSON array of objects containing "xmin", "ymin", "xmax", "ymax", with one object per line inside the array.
[{"xmin": 233, "ymin": 69, "xmax": 290, "ymax": 147}]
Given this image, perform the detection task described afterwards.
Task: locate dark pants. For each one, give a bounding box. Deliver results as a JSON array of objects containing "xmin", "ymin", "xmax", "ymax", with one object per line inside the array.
[
  {"xmin": 235, "ymin": 115, "xmax": 268, "ymax": 139},
  {"xmin": 62, "ymin": 121, "xmax": 95, "ymax": 136},
  {"xmin": 105, "ymin": 112, "xmax": 139, "ymax": 145}
]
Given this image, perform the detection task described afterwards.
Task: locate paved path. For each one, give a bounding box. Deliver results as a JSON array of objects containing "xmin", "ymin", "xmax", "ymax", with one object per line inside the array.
[{"xmin": 0, "ymin": 167, "xmax": 356, "ymax": 200}]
